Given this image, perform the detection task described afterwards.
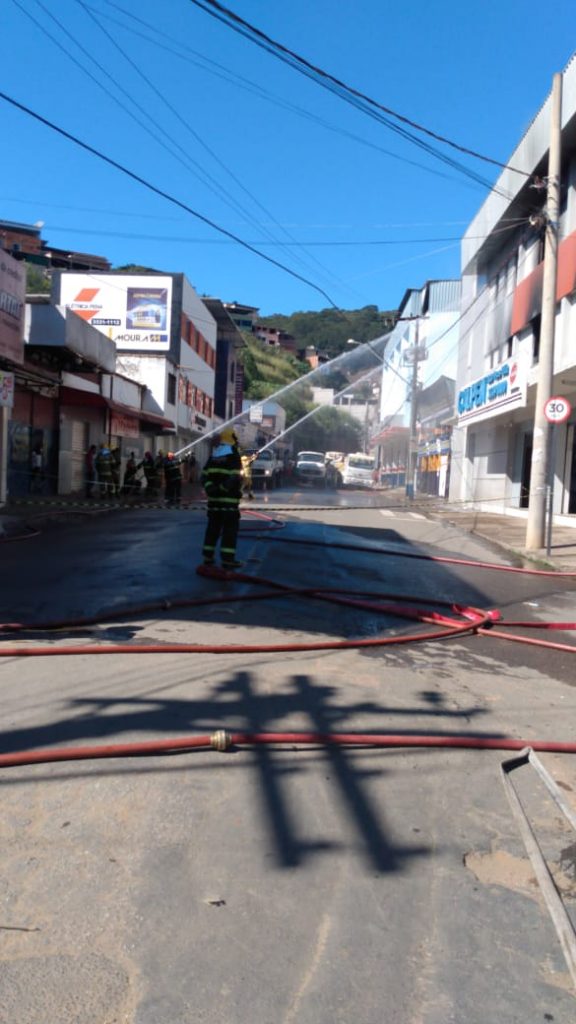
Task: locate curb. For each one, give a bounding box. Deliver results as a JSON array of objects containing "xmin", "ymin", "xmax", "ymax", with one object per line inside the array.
[{"xmin": 422, "ymin": 509, "xmax": 563, "ymax": 572}]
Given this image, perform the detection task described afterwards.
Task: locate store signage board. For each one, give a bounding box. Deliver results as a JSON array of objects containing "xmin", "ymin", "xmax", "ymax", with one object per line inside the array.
[
  {"xmin": 457, "ymin": 353, "xmax": 528, "ymax": 426},
  {"xmin": 249, "ymin": 404, "xmax": 264, "ymax": 424}
]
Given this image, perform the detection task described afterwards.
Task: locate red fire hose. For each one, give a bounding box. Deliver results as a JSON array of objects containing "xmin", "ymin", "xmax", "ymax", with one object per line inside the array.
[
  {"xmin": 1, "ymin": 512, "xmax": 575, "ymax": 771},
  {"xmin": 2, "ymin": 731, "xmax": 576, "ymax": 770}
]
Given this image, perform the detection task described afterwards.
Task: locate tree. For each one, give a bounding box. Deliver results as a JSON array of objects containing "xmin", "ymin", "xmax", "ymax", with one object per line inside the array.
[
  {"xmin": 25, "ymin": 263, "xmax": 51, "ymax": 295},
  {"xmin": 257, "ymin": 305, "xmax": 397, "ymax": 359},
  {"xmin": 241, "ymin": 334, "xmax": 310, "ymax": 401},
  {"xmin": 289, "ymin": 406, "xmax": 363, "ymax": 454}
]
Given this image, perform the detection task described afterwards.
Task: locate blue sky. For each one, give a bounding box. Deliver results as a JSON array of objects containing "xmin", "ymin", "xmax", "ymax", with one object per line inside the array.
[{"xmin": 1, "ymin": 0, "xmax": 575, "ymax": 316}]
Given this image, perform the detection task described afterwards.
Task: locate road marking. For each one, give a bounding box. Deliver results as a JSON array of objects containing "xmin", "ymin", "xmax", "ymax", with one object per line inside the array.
[{"xmin": 379, "ymin": 509, "xmax": 428, "ymax": 522}]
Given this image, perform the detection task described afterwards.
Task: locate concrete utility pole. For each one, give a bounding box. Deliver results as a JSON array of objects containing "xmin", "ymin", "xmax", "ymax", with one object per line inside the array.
[
  {"xmin": 406, "ymin": 319, "xmax": 421, "ymax": 500},
  {"xmin": 526, "ymin": 71, "xmax": 563, "ymax": 550}
]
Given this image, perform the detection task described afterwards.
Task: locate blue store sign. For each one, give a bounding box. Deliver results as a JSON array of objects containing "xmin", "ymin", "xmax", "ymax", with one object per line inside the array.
[{"xmin": 458, "ymin": 356, "xmax": 527, "ymax": 426}]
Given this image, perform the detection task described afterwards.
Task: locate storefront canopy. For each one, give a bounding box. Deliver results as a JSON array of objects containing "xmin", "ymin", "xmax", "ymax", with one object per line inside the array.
[{"xmin": 59, "ymin": 386, "xmax": 174, "ymax": 431}]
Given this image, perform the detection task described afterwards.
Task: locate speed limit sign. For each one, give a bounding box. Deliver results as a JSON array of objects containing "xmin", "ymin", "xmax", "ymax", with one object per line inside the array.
[{"xmin": 544, "ymin": 396, "xmax": 572, "ymax": 424}]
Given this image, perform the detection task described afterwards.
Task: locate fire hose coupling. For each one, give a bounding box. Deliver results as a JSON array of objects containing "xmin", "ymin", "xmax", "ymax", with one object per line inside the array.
[{"xmin": 211, "ymin": 730, "xmax": 233, "ymax": 752}]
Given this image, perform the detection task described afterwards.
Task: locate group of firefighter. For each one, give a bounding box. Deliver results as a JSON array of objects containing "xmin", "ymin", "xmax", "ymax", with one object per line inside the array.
[
  {"xmin": 88, "ymin": 429, "xmax": 255, "ymax": 568},
  {"xmin": 89, "ymin": 445, "xmax": 188, "ymax": 505}
]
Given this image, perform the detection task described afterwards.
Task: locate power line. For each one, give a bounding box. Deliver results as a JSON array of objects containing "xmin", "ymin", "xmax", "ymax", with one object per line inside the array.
[
  {"xmin": 41, "ymin": 224, "xmax": 528, "ymax": 247},
  {"xmin": 0, "ymin": 193, "xmax": 528, "ymax": 230},
  {"xmin": 73, "ymin": 0, "xmax": 353, "ymax": 299},
  {"xmin": 189, "ymin": 0, "xmax": 530, "ymax": 180},
  {"xmin": 0, "ymin": 89, "xmax": 339, "ymax": 308},
  {"xmin": 26, "ymin": 0, "xmax": 351, "ymax": 303},
  {"xmin": 95, "ymin": 0, "xmax": 512, "ymax": 200},
  {"xmin": 0, "ymin": 195, "xmax": 528, "ymax": 230},
  {"xmin": 93, "ymin": 0, "xmax": 493, "ymax": 195},
  {"xmin": 21, "ymin": 0, "xmax": 294, "ymax": 249},
  {"xmin": 186, "ymin": 0, "xmax": 523, "ymax": 199}
]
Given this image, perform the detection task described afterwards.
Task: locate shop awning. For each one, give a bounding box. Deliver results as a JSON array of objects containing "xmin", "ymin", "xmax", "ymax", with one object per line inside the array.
[
  {"xmin": 59, "ymin": 387, "xmax": 175, "ymax": 430},
  {"xmin": 370, "ymin": 425, "xmax": 409, "ymax": 446},
  {"xmin": 1, "ymin": 355, "xmax": 58, "ymax": 391}
]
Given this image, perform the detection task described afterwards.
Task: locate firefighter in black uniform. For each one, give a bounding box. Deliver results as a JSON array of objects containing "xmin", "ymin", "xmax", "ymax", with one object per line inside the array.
[
  {"xmin": 201, "ymin": 427, "xmax": 243, "ymax": 569},
  {"xmin": 164, "ymin": 452, "xmax": 182, "ymax": 506},
  {"xmin": 95, "ymin": 443, "xmax": 114, "ymax": 496}
]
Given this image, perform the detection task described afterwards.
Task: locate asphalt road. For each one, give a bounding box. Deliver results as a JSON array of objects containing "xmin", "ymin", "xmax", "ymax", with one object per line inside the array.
[{"xmin": 1, "ymin": 484, "xmax": 576, "ymax": 1024}]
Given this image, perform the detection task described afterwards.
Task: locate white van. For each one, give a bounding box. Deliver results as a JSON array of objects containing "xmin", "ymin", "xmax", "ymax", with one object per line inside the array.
[{"xmin": 341, "ymin": 453, "xmax": 375, "ymax": 488}]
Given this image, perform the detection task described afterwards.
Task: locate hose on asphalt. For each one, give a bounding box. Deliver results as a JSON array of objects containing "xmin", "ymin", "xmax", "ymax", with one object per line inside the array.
[
  {"xmin": 2, "ymin": 732, "xmax": 576, "ymax": 770},
  {"xmin": 0, "ymin": 516, "xmax": 574, "ymax": 653},
  {"xmin": 1, "ymin": 510, "xmax": 575, "ymax": 772}
]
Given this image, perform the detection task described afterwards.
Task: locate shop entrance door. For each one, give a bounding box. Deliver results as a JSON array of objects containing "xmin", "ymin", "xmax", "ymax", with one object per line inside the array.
[
  {"xmin": 71, "ymin": 421, "xmax": 89, "ymax": 493},
  {"xmin": 520, "ymin": 435, "xmax": 532, "ymax": 509}
]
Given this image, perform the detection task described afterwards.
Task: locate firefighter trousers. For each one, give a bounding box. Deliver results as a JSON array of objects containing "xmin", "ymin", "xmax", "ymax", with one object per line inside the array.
[{"xmin": 202, "ymin": 508, "xmax": 240, "ymax": 565}]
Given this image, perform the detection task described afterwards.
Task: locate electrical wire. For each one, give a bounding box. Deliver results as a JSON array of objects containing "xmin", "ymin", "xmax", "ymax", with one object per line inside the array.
[
  {"xmin": 39, "ymin": 225, "xmax": 530, "ymax": 247},
  {"xmin": 188, "ymin": 0, "xmax": 530, "ymax": 180},
  {"xmin": 25, "ymin": 0, "xmax": 316, "ymax": 278},
  {"xmin": 186, "ymin": 0, "xmax": 523, "ymax": 199},
  {"xmin": 73, "ymin": 0, "xmax": 355, "ymax": 300},
  {"xmin": 0, "ymin": 198, "xmax": 525, "ymax": 228},
  {"xmin": 25, "ymin": 0, "xmax": 355, "ymax": 306},
  {"xmin": 13, "ymin": 0, "xmax": 238, "ymax": 218},
  {"xmin": 91, "ymin": 0, "xmax": 495, "ymax": 195},
  {"xmin": 0, "ymin": 89, "xmax": 339, "ymax": 308}
]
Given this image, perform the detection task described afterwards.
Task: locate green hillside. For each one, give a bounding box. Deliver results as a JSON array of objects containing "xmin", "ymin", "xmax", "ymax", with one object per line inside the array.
[
  {"xmin": 241, "ymin": 333, "xmax": 364, "ymax": 452},
  {"xmin": 258, "ymin": 305, "xmax": 396, "ymax": 358}
]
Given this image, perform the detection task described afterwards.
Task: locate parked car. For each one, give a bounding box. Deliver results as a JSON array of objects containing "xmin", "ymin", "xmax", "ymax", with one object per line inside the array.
[
  {"xmin": 295, "ymin": 451, "xmax": 328, "ymax": 487},
  {"xmin": 250, "ymin": 448, "xmax": 283, "ymax": 490},
  {"xmin": 340, "ymin": 453, "xmax": 376, "ymax": 488}
]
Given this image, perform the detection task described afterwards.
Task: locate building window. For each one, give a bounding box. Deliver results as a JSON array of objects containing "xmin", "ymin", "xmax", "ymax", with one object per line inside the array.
[
  {"xmin": 506, "ymin": 254, "xmax": 518, "ymax": 294},
  {"xmin": 167, "ymin": 373, "xmax": 177, "ymax": 405},
  {"xmin": 506, "ymin": 337, "xmax": 514, "ymax": 359},
  {"xmin": 531, "ymin": 314, "xmax": 541, "ymax": 365},
  {"xmin": 230, "ymin": 361, "xmax": 235, "ymax": 383}
]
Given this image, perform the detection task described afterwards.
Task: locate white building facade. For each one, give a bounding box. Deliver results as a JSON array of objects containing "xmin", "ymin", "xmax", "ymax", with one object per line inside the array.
[
  {"xmin": 372, "ymin": 279, "xmax": 461, "ymax": 491},
  {"xmin": 451, "ymin": 55, "xmax": 576, "ymax": 520}
]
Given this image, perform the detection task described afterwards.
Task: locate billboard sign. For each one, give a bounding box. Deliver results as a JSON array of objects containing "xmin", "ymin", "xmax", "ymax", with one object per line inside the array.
[
  {"xmin": 59, "ymin": 274, "xmax": 172, "ymax": 351},
  {"xmin": 0, "ymin": 253, "xmax": 25, "ymax": 365}
]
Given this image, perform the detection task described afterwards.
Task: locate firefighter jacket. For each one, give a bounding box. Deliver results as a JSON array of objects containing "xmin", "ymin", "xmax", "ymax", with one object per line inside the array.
[
  {"xmin": 202, "ymin": 444, "xmax": 242, "ymax": 511},
  {"xmin": 95, "ymin": 447, "xmax": 113, "ymax": 481},
  {"xmin": 164, "ymin": 457, "xmax": 182, "ymax": 484}
]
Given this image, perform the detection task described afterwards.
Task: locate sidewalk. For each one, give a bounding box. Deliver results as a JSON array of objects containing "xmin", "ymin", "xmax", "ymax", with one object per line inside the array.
[{"xmin": 381, "ymin": 488, "xmax": 576, "ymax": 572}]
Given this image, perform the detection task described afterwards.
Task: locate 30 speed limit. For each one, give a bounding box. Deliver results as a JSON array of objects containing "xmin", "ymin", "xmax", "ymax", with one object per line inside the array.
[{"xmin": 544, "ymin": 396, "xmax": 572, "ymax": 424}]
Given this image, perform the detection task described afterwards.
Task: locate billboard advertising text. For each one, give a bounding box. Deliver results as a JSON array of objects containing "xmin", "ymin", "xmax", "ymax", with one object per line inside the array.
[{"xmin": 59, "ymin": 274, "xmax": 173, "ymax": 351}]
